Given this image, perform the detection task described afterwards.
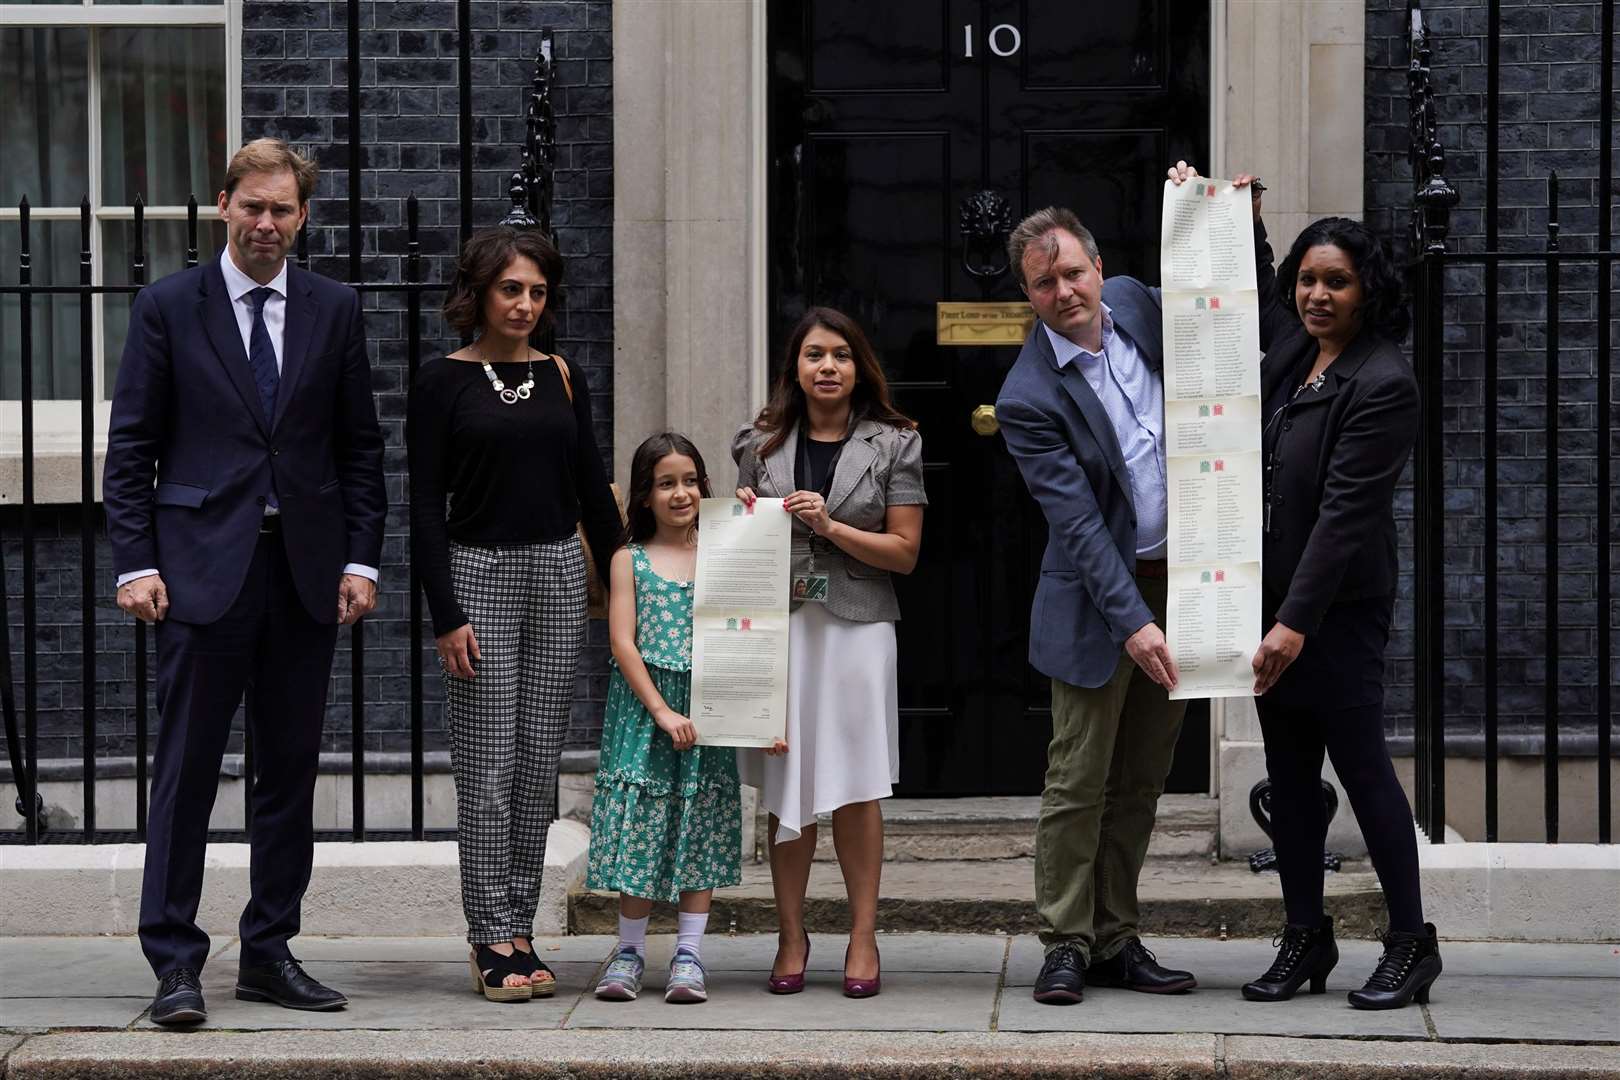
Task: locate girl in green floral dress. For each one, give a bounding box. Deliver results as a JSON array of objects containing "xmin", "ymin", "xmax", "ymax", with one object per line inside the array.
[{"xmin": 588, "ymin": 433, "xmax": 742, "ymax": 1004}]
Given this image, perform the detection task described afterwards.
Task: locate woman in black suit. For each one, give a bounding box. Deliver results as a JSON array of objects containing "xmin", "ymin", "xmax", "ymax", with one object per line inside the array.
[{"xmin": 1240, "ymin": 208, "xmax": 1441, "ymax": 1010}]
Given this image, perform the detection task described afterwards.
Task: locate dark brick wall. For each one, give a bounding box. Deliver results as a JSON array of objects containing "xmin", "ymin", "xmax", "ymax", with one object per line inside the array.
[
  {"xmin": 1364, "ymin": 0, "xmax": 1618, "ymax": 742},
  {"xmin": 3, "ymin": 0, "xmax": 614, "ymax": 761}
]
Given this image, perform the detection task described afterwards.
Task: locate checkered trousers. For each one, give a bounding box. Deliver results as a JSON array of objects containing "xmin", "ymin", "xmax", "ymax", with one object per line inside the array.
[{"xmin": 444, "ymin": 537, "xmax": 587, "ymax": 945}]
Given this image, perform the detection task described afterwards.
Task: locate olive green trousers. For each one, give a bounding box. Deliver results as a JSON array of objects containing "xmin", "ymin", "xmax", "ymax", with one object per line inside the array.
[{"xmin": 1034, "ymin": 575, "xmax": 1187, "ymax": 963}]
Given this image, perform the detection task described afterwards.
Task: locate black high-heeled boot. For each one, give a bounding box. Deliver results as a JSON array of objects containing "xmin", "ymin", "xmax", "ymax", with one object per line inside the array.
[
  {"xmin": 1241, "ymin": 915, "xmax": 1339, "ymax": 1002},
  {"xmin": 1348, "ymin": 922, "xmax": 1442, "ymax": 1010}
]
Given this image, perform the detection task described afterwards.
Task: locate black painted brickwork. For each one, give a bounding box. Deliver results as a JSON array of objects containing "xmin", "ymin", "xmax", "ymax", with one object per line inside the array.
[
  {"xmin": 4, "ymin": 1, "xmax": 615, "ymax": 762},
  {"xmin": 1364, "ymin": 0, "xmax": 1618, "ymax": 742}
]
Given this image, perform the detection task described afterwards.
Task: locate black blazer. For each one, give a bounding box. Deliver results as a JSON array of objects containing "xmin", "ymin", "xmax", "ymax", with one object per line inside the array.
[
  {"xmin": 105, "ymin": 256, "xmax": 387, "ymax": 625},
  {"xmin": 1254, "ymin": 223, "xmax": 1420, "ymax": 637}
]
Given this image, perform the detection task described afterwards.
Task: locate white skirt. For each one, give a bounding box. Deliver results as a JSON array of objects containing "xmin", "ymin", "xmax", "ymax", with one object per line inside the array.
[{"xmin": 738, "ymin": 603, "xmax": 899, "ymax": 843}]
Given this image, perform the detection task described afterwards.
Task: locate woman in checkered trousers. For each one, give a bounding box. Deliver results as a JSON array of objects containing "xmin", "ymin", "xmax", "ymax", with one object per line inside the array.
[{"xmin": 408, "ymin": 227, "xmax": 622, "ymax": 1002}]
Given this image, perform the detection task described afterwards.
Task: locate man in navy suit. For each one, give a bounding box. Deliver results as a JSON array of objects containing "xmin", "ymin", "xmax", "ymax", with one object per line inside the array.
[
  {"xmin": 104, "ymin": 138, "xmax": 386, "ymax": 1025},
  {"xmin": 996, "ymin": 195, "xmax": 1203, "ymax": 1005}
]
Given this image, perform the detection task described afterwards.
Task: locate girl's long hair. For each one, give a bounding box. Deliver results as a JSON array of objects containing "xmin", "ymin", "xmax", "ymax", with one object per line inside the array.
[
  {"xmin": 623, "ymin": 432, "xmax": 712, "ymax": 544},
  {"xmin": 751, "ymin": 307, "xmax": 916, "ymax": 458}
]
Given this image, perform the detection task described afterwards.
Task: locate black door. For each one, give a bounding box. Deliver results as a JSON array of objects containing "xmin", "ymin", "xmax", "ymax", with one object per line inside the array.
[{"xmin": 768, "ymin": 0, "xmax": 1211, "ymax": 795}]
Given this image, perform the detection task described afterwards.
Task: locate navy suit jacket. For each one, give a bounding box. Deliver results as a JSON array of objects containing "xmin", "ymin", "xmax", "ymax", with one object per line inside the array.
[
  {"xmin": 996, "ymin": 276, "xmax": 1164, "ymax": 689},
  {"xmin": 104, "ymin": 256, "xmax": 387, "ymax": 625}
]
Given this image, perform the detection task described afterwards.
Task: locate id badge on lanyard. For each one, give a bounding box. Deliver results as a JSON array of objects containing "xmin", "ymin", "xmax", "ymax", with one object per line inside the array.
[{"xmin": 792, "ymin": 432, "xmax": 846, "ymax": 603}]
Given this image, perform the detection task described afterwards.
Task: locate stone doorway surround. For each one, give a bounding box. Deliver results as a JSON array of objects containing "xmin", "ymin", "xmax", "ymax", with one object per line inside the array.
[
  {"xmin": 611, "ymin": 0, "xmax": 769, "ymax": 492},
  {"xmin": 611, "ymin": 1, "xmax": 1369, "ymax": 855}
]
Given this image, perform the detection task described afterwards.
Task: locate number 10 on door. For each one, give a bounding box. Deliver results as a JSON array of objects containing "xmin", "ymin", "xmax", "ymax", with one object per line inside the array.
[{"xmin": 964, "ymin": 23, "xmax": 1023, "ymax": 58}]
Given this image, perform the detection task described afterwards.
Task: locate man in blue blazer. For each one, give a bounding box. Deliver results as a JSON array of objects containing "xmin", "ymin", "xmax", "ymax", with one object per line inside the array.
[
  {"xmin": 996, "ymin": 203, "xmax": 1198, "ymax": 1005},
  {"xmin": 104, "ymin": 139, "xmax": 386, "ymax": 1024}
]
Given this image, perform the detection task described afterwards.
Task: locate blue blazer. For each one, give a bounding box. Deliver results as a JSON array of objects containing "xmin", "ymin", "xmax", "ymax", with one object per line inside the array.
[
  {"xmin": 104, "ymin": 256, "xmax": 387, "ymax": 625},
  {"xmin": 995, "ymin": 276, "xmax": 1164, "ymax": 689}
]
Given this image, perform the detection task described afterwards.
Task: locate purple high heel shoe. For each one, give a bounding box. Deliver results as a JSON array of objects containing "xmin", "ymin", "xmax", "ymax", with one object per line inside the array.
[
  {"xmin": 842, "ymin": 944, "xmax": 881, "ymax": 998},
  {"xmin": 767, "ymin": 932, "xmax": 811, "ymax": 994}
]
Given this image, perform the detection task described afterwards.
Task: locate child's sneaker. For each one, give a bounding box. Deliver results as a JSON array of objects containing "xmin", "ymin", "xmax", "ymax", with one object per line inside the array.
[
  {"xmin": 664, "ymin": 947, "xmax": 709, "ymax": 1003},
  {"xmin": 594, "ymin": 948, "xmax": 645, "ymax": 1001}
]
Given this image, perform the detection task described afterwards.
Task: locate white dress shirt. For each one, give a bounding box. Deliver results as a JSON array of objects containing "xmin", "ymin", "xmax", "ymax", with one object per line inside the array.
[
  {"xmin": 116, "ymin": 248, "xmax": 379, "ymax": 589},
  {"xmin": 1044, "ymin": 306, "xmax": 1169, "ymax": 559}
]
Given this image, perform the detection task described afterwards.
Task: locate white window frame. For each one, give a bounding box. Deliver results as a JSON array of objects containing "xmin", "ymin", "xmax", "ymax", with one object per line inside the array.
[{"xmin": 0, "ymin": 1, "xmax": 242, "ymax": 470}]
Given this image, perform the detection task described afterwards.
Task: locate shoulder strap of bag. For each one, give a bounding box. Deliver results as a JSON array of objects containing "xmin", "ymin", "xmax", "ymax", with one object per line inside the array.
[{"xmin": 551, "ymin": 354, "xmax": 573, "ymax": 403}]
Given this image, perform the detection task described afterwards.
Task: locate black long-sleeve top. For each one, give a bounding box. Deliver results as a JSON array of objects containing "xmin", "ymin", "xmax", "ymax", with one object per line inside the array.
[
  {"xmin": 1252, "ymin": 220, "xmax": 1420, "ymax": 638},
  {"xmin": 407, "ymin": 354, "xmax": 621, "ymax": 636}
]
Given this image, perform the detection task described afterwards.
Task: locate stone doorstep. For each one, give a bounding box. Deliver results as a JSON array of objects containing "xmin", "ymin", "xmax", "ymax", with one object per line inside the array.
[
  {"xmin": 798, "ymin": 795, "xmax": 1219, "ymax": 863},
  {"xmin": 0, "ymin": 823, "xmax": 590, "ymax": 939},
  {"xmin": 570, "ymin": 857, "xmax": 1390, "ymax": 938},
  {"xmin": 2, "ymin": 1031, "xmax": 1616, "ymax": 1080}
]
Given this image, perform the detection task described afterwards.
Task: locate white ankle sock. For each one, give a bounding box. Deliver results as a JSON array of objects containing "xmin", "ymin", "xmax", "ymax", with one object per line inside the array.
[
  {"xmin": 675, "ymin": 911, "xmax": 709, "ymax": 958},
  {"xmin": 618, "ymin": 914, "xmax": 649, "ymax": 957}
]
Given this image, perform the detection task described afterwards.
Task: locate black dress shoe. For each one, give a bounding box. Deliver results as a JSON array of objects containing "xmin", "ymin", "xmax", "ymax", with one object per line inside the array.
[
  {"xmin": 1032, "ymin": 943, "xmax": 1085, "ymax": 1004},
  {"xmin": 1242, "ymin": 916, "xmax": 1339, "ymax": 1002},
  {"xmin": 1087, "ymin": 938, "xmax": 1197, "ymax": 993},
  {"xmin": 235, "ymin": 958, "xmax": 349, "ymax": 1011},
  {"xmin": 151, "ymin": 968, "xmax": 207, "ymax": 1026},
  {"xmin": 1348, "ymin": 922, "xmax": 1442, "ymax": 1010}
]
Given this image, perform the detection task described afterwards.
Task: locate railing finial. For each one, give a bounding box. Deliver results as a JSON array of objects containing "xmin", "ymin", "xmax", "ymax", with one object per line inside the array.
[
  {"xmin": 1407, "ymin": 0, "xmax": 1460, "ymax": 254},
  {"xmin": 500, "ymin": 31, "xmax": 557, "ymax": 236}
]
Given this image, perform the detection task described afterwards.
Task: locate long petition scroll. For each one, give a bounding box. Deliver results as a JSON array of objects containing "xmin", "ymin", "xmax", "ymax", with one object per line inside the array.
[{"xmin": 1161, "ymin": 179, "xmax": 1263, "ymax": 700}]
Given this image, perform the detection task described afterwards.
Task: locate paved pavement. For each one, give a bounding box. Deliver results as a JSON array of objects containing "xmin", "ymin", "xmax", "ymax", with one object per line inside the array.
[{"xmin": 1, "ymin": 933, "xmax": 1616, "ymax": 1077}]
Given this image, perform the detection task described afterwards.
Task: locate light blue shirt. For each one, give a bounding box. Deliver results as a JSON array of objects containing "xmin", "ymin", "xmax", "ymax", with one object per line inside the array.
[{"xmin": 1044, "ymin": 306, "xmax": 1168, "ymax": 559}]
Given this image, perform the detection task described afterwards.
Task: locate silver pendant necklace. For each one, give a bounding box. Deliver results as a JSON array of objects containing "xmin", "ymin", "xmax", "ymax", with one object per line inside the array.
[{"xmin": 479, "ymin": 345, "xmax": 534, "ymax": 405}]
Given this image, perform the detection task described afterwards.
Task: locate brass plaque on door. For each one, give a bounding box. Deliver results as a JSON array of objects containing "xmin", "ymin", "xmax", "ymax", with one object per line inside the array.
[{"xmin": 936, "ymin": 302, "xmax": 1036, "ymax": 346}]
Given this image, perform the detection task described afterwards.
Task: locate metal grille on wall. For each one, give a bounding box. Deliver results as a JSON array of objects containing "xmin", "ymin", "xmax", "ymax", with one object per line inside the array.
[
  {"xmin": 1406, "ymin": 0, "xmax": 1615, "ymax": 844},
  {"xmin": 0, "ymin": 3, "xmax": 562, "ymax": 845}
]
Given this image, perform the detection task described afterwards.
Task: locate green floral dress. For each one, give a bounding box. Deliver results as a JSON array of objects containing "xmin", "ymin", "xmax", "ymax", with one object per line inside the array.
[{"xmin": 586, "ymin": 543, "xmax": 742, "ymax": 902}]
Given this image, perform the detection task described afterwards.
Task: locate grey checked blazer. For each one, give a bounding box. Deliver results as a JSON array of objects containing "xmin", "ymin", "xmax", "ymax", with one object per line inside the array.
[{"xmin": 732, "ymin": 418, "xmax": 928, "ymax": 623}]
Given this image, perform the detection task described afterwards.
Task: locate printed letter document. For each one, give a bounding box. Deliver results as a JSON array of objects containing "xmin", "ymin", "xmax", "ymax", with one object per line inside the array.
[{"xmin": 690, "ymin": 498, "xmax": 792, "ymax": 746}]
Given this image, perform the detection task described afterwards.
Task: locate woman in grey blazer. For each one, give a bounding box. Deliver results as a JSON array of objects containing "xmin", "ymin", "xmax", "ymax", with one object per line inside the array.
[{"xmin": 733, "ymin": 307, "xmax": 927, "ymax": 998}]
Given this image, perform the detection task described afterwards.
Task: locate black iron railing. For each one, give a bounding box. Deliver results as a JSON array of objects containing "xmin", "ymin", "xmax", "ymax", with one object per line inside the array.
[
  {"xmin": 1, "ymin": 12, "xmax": 560, "ymax": 845},
  {"xmin": 1407, "ymin": 0, "xmax": 1615, "ymax": 844}
]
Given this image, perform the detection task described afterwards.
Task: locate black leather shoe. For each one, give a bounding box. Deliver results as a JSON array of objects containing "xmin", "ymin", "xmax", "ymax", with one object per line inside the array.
[
  {"xmin": 235, "ymin": 958, "xmax": 349, "ymax": 1011},
  {"xmin": 1032, "ymin": 943, "xmax": 1085, "ymax": 1004},
  {"xmin": 1348, "ymin": 923, "xmax": 1442, "ymax": 1010},
  {"xmin": 1087, "ymin": 937, "xmax": 1197, "ymax": 994},
  {"xmin": 1242, "ymin": 916, "xmax": 1339, "ymax": 1002},
  {"xmin": 151, "ymin": 968, "xmax": 207, "ymax": 1025}
]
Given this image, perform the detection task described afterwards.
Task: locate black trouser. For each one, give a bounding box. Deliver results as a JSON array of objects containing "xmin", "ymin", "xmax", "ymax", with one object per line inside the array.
[
  {"xmin": 1254, "ymin": 697, "xmax": 1424, "ymax": 932},
  {"xmin": 140, "ymin": 529, "xmax": 338, "ymax": 977}
]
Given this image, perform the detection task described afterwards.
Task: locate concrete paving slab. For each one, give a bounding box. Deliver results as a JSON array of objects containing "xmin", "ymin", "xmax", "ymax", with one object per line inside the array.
[
  {"xmin": 0, "ymin": 936, "xmax": 232, "ymax": 999},
  {"xmin": 565, "ymin": 970, "xmax": 1000, "ymax": 1031},
  {"xmin": 0, "ymin": 998, "xmax": 148, "ymax": 1031},
  {"xmin": 1005, "ymin": 934, "xmax": 1387, "ymax": 986},
  {"xmin": 1225, "ymin": 1034, "xmax": 1620, "ymax": 1079},
  {"xmin": 996, "ymin": 981, "xmax": 1429, "ymax": 1039},
  {"xmin": 212, "ymin": 934, "xmax": 617, "ymax": 966},
  {"xmin": 241, "ymin": 933, "xmax": 1004, "ymax": 974},
  {"xmin": 1426, "ymin": 975, "xmax": 1620, "ymax": 1043},
  {"xmin": 1427, "ymin": 940, "xmax": 1620, "ymax": 979},
  {"xmin": 649, "ymin": 932, "xmax": 1009, "ymax": 974},
  {"xmin": 2, "ymin": 1029, "xmax": 1225, "ymax": 1078},
  {"xmin": 154, "ymin": 960, "xmax": 601, "ymax": 1031}
]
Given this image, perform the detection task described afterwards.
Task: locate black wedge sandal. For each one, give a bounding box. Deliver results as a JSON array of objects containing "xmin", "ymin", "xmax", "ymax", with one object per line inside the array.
[
  {"xmin": 469, "ymin": 944, "xmax": 532, "ymax": 1003},
  {"xmin": 511, "ymin": 937, "xmax": 557, "ymax": 999}
]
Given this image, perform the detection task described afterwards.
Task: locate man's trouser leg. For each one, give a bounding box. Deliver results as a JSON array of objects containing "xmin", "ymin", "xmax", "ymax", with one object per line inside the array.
[
  {"xmin": 1091, "ymin": 574, "xmax": 1187, "ymax": 960},
  {"xmin": 1034, "ymin": 653, "xmax": 1136, "ymax": 964}
]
